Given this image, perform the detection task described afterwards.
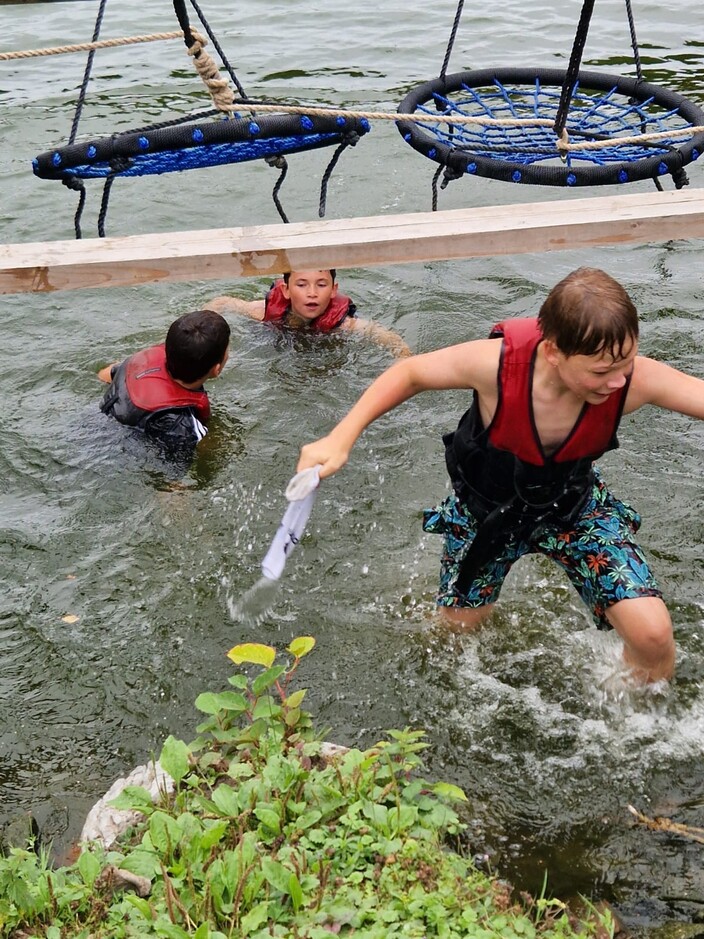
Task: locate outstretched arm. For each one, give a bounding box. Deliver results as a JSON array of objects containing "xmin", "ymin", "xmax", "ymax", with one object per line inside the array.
[
  {"xmin": 297, "ymin": 338, "xmax": 500, "ymax": 478},
  {"xmin": 203, "ymin": 295, "xmax": 265, "ymax": 321},
  {"xmin": 626, "ymin": 356, "xmax": 704, "ymax": 419},
  {"xmin": 339, "ymin": 316, "xmax": 411, "ymax": 357}
]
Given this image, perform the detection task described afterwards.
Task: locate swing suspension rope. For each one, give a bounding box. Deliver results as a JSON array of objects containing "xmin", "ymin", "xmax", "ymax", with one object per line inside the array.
[{"xmin": 12, "ymin": 17, "xmax": 703, "ymax": 152}]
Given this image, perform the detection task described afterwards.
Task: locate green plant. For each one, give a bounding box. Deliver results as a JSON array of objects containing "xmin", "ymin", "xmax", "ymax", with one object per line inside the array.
[{"xmin": 0, "ymin": 637, "xmax": 614, "ymax": 939}]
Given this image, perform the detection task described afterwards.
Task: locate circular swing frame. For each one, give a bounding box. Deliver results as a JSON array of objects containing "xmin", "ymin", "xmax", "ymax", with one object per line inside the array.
[
  {"xmin": 33, "ymin": 111, "xmax": 371, "ymax": 181},
  {"xmin": 396, "ymin": 67, "xmax": 704, "ymax": 187}
]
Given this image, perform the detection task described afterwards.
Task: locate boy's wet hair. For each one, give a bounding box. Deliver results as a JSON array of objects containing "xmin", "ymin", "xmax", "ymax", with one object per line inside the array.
[
  {"xmin": 282, "ymin": 269, "xmax": 336, "ymax": 285},
  {"xmin": 538, "ymin": 267, "xmax": 639, "ymax": 359},
  {"xmin": 165, "ymin": 310, "xmax": 230, "ymax": 384}
]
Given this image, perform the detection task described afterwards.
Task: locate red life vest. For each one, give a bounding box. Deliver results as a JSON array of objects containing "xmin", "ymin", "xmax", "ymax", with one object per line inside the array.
[
  {"xmin": 488, "ymin": 318, "xmax": 626, "ymax": 465},
  {"xmin": 263, "ymin": 280, "xmax": 355, "ymax": 332},
  {"xmin": 444, "ymin": 317, "xmax": 630, "ymax": 514},
  {"xmin": 125, "ymin": 345, "xmax": 210, "ymax": 423}
]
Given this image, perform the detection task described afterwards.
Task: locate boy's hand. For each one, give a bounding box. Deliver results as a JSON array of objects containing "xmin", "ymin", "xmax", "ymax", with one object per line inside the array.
[{"xmin": 297, "ymin": 435, "xmax": 349, "ymax": 479}]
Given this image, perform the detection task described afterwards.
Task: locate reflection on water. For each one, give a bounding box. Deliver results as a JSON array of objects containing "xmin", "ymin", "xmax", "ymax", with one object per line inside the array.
[{"xmin": 2, "ymin": 0, "xmax": 704, "ymax": 929}]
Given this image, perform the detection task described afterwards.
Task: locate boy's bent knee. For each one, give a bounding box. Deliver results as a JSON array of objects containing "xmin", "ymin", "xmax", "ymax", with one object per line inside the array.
[
  {"xmin": 438, "ymin": 603, "xmax": 495, "ymax": 633},
  {"xmin": 606, "ymin": 597, "xmax": 675, "ymax": 682}
]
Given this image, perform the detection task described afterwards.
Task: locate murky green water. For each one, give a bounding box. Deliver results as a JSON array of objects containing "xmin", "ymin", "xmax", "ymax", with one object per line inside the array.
[{"xmin": 2, "ymin": 0, "xmax": 704, "ymax": 928}]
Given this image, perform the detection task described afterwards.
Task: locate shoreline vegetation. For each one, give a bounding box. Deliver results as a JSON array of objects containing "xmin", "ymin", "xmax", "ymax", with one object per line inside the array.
[{"xmin": 0, "ymin": 637, "xmax": 614, "ymax": 938}]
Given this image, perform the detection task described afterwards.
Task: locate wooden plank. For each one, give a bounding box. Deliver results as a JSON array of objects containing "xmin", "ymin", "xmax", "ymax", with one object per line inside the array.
[{"xmin": 2, "ymin": 189, "xmax": 704, "ymax": 295}]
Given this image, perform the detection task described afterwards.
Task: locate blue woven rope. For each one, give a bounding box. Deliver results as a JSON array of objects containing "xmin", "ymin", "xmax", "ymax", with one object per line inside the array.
[
  {"xmin": 42, "ymin": 133, "xmax": 342, "ymax": 180},
  {"xmin": 418, "ymin": 79, "xmax": 693, "ymax": 168}
]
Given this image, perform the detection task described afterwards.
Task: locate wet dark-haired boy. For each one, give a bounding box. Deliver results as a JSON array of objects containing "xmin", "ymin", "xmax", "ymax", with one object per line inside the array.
[
  {"xmin": 207, "ymin": 269, "xmax": 410, "ymax": 357},
  {"xmin": 98, "ymin": 309, "xmax": 231, "ymax": 453},
  {"xmin": 296, "ymin": 267, "xmax": 704, "ymax": 684}
]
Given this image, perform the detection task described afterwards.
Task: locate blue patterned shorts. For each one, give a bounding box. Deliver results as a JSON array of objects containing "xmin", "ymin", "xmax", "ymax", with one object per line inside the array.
[{"xmin": 422, "ymin": 473, "xmax": 662, "ymax": 629}]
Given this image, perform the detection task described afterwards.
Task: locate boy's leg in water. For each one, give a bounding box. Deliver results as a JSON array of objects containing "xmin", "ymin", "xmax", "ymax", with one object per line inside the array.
[
  {"xmin": 536, "ymin": 473, "xmax": 671, "ymax": 683},
  {"xmin": 605, "ymin": 597, "xmax": 675, "ymax": 682},
  {"xmin": 423, "ymin": 492, "xmax": 526, "ymax": 633},
  {"xmin": 439, "ymin": 603, "xmax": 496, "ymax": 631}
]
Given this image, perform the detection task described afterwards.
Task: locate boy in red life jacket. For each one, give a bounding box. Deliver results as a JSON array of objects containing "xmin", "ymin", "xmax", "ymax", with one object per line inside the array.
[
  {"xmin": 296, "ymin": 267, "xmax": 704, "ymax": 685},
  {"xmin": 97, "ymin": 309, "xmax": 231, "ymax": 455},
  {"xmin": 206, "ymin": 269, "xmax": 410, "ymax": 357}
]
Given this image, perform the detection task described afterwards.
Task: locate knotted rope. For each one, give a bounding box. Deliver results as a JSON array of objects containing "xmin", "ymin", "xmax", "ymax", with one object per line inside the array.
[{"xmin": 186, "ymin": 28, "xmax": 236, "ymax": 114}]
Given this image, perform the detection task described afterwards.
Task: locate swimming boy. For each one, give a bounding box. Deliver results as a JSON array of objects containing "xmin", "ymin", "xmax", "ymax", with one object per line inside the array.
[
  {"xmin": 206, "ymin": 269, "xmax": 411, "ymax": 357},
  {"xmin": 296, "ymin": 268, "xmax": 704, "ymax": 683},
  {"xmin": 98, "ymin": 308, "xmax": 230, "ymax": 454}
]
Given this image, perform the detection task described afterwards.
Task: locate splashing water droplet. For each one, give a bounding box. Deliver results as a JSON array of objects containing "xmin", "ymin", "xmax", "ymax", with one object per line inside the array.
[{"xmin": 228, "ymin": 576, "xmax": 281, "ymax": 624}]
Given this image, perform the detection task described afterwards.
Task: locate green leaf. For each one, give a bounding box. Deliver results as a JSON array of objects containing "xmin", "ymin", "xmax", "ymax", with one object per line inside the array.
[
  {"xmin": 252, "ymin": 665, "xmax": 285, "ymax": 695},
  {"xmin": 295, "ymin": 809, "xmax": 322, "ymax": 830},
  {"xmin": 200, "ymin": 819, "xmax": 229, "ymax": 850},
  {"xmin": 254, "ymin": 805, "xmax": 281, "ymax": 833},
  {"xmin": 240, "ymin": 900, "xmax": 269, "ymax": 934},
  {"xmin": 288, "ymin": 871, "xmax": 304, "ymax": 912},
  {"xmin": 124, "ymin": 894, "xmax": 153, "ymax": 919},
  {"xmin": 211, "ymin": 784, "xmax": 240, "ymax": 817},
  {"xmin": 77, "ymin": 848, "xmax": 101, "ymax": 886},
  {"xmin": 108, "ymin": 785, "xmax": 155, "ymax": 812},
  {"xmin": 120, "ymin": 849, "xmax": 160, "ymax": 880},
  {"xmin": 228, "ymin": 673, "xmax": 249, "ymax": 689},
  {"xmin": 227, "ymin": 642, "xmax": 276, "ymax": 668},
  {"xmin": 251, "ymin": 696, "xmax": 282, "ymax": 720},
  {"xmin": 149, "ymin": 811, "xmax": 181, "ymax": 854},
  {"xmin": 362, "ymin": 801, "xmax": 389, "ymax": 828},
  {"xmin": 285, "ymin": 689, "xmax": 307, "ymax": 708},
  {"xmin": 287, "ymin": 636, "xmax": 315, "ymax": 658},
  {"xmin": 284, "ymin": 706, "xmax": 301, "ymax": 727},
  {"xmin": 261, "ymin": 857, "xmax": 291, "ymax": 894},
  {"xmin": 154, "ymin": 918, "xmax": 190, "ymax": 939},
  {"xmin": 159, "ymin": 735, "xmax": 191, "ymax": 783},
  {"xmin": 194, "ymin": 691, "xmax": 247, "ymax": 715},
  {"xmin": 432, "ymin": 781, "xmax": 469, "ymax": 802}
]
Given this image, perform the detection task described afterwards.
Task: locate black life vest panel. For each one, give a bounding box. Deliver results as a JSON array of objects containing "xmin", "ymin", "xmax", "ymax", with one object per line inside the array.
[
  {"xmin": 444, "ymin": 317, "xmax": 631, "ymax": 592},
  {"xmin": 263, "ymin": 280, "xmax": 356, "ymax": 332},
  {"xmin": 445, "ymin": 317, "xmax": 629, "ymax": 516},
  {"xmin": 101, "ymin": 344, "xmax": 210, "ymax": 428}
]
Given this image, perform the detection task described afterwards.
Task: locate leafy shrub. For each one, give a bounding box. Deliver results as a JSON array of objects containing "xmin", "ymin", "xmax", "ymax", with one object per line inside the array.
[{"xmin": 0, "ymin": 637, "xmax": 613, "ymax": 939}]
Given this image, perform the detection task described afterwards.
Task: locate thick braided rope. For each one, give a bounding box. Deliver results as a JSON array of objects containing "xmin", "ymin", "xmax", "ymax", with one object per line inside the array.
[
  {"xmin": 4, "ymin": 32, "xmax": 702, "ymax": 152},
  {"xmin": 219, "ymin": 101, "xmax": 704, "ymax": 151},
  {"xmin": 186, "ymin": 29, "xmax": 235, "ymax": 114},
  {"xmin": 0, "ymin": 31, "xmax": 183, "ymax": 61}
]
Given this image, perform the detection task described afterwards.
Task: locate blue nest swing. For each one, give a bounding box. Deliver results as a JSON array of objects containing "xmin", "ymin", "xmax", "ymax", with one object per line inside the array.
[
  {"xmin": 31, "ymin": 0, "xmax": 371, "ymax": 236},
  {"xmin": 396, "ymin": 0, "xmax": 704, "ymax": 199},
  {"xmin": 33, "ymin": 110, "xmax": 370, "ymax": 182}
]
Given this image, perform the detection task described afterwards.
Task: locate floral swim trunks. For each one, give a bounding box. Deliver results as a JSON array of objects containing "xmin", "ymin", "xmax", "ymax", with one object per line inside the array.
[{"xmin": 422, "ymin": 473, "xmax": 662, "ymax": 629}]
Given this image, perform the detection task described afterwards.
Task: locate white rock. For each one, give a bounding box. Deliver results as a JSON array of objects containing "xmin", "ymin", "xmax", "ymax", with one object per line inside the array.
[{"xmin": 80, "ymin": 760, "xmax": 175, "ymax": 849}]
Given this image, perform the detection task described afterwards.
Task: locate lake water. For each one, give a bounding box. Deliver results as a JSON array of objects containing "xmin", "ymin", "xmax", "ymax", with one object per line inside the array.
[{"xmin": 1, "ymin": 0, "xmax": 704, "ymax": 928}]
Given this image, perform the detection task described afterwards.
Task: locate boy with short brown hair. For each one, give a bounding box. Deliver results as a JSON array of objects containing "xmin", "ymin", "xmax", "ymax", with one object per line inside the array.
[{"xmin": 297, "ymin": 268, "xmax": 704, "ymax": 683}]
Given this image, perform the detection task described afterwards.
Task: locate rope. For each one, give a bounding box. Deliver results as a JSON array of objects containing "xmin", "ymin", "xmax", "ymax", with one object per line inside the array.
[
  {"xmin": 187, "ymin": 0, "xmax": 247, "ymax": 100},
  {"xmin": 553, "ymin": 0, "xmax": 596, "ymax": 139},
  {"xmin": 187, "ymin": 29, "xmax": 236, "ymax": 114},
  {"xmin": 68, "ymin": 0, "xmax": 108, "ymax": 145},
  {"xmin": 439, "ymin": 0, "xmax": 465, "ymax": 82},
  {"xmin": 0, "ymin": 31, "xmax": 183, "ymax": 61},
  {"xmin": 624, "ymin": 0, "xmax": 644, "ymax": 82},
  {"xmin": 628, "ymin": 805, "xmax": 704, "ymax": 845},
  {"xmin": 212, "ymin": 100, "xmax": 704, "ymax": 151}
]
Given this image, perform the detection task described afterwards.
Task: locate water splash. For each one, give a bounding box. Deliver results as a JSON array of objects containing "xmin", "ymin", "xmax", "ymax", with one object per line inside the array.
[{"xmin": 226, "ymin": 575, "xmax": 281, "ymax": 625}]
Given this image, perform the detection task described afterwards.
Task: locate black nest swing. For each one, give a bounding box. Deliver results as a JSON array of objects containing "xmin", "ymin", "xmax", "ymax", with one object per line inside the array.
[
  {"xmin": 396, "ymin": 0, "xmax": 704, "ymax": 195},
  {"xmin": 32, "ymin": 0, "xmax": 370, "ymax": 236}
]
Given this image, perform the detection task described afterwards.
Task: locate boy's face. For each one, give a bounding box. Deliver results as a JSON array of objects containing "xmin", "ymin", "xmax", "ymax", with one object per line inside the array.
[
  {"xmin": 281, "ymin": 271, "xmax": 337, "ymax": 322},
  {"xmin": 549, "ymin": 339, "xmax": 638, "ymax": 405}
]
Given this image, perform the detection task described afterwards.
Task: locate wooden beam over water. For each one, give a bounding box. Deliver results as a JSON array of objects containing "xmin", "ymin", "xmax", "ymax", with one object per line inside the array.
[{"xmin": 2, "ymin": 188, "xmax": 704, "ymax": 295}]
